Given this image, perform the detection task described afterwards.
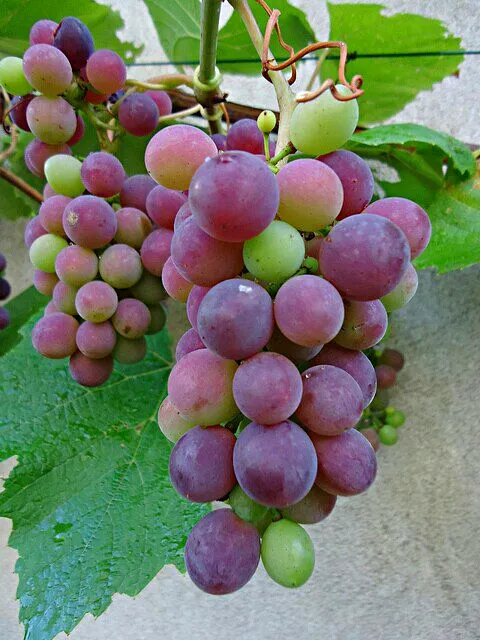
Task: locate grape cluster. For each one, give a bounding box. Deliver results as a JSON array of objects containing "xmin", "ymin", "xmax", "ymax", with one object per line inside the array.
[{"xmin": 0, "ymin": 252, "xmax": 11, "ymax": 331}]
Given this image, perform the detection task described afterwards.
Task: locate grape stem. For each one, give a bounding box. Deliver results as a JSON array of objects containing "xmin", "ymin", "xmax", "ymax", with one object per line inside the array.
[
  {"xmin": 158, "ymin": 103, "xmax": 202, "ymax": 125},
  {"xmin": 269, "ymin": 141, "xmax": 296, "ymax": 166}
]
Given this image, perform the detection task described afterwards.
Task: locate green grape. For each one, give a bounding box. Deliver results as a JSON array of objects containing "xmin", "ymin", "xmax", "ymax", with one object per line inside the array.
[
  {"xmin": 44, "ymin": 155, "xmax": 84, "ymax": 197},
  {"xmin": 228, "ymin": 485, "xmax": 274, "ymax": 535},
  {"xmin": 385, "ymin": 410, "xmax": 406, "ymax": 428},
  {"xmin": 0, "ymin": 57, "xmax": 32, "ymax": 95},
  {"xmin": 261, "ymin": 519, "xmax": 315, "ymax": 588},
  {"xmin": 290, "ymin": 84, "xmax": 359, "ymax": 156},
  {"xmin": 243, "ymin": 220, "xmax": 304, "ymax": 283},
  {"xmin": 29, "ymin": 234, "xmax": 68, "ymax": 273},
  {"xmin": 257, "ymin": 110, "xmax": 276, "ymax": 134},
  {"xmin": 378, "ymin": 424, "xmax": 398, "ymax": 445}
]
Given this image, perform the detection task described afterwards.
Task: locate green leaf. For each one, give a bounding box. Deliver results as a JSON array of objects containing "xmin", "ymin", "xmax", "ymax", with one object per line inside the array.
[
  {"xmin": 0, "ymin": 0, "xmax": 142, "ymax": 61},
  {"xmin": 0, "ymin": 286, "xmax": 47, "ymax": 357},
  {"xmin": 323, "ymin": 3, "xmax": 463, "ymax": 124},
  {"xmin": 142, "ymin": 0, "xmax": 201, "ymax": 63},
  {"xmin": 0, "ymin": 315, "xmax": 208, "ymax": 640}
]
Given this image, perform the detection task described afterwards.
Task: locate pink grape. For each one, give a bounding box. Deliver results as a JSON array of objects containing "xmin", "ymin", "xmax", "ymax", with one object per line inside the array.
[
  {"xmin": 186, "ymin": 285, "xmax": 211, "ymax": 331},
  {"xmin": 26, "ymin": 96, "xmax": 76, "ymax": 144},
  {"xmin": 233, "ymin": 420, "xmax": 317, "ymax": 508},
  {"xmin": 171, "ymin": 217, "xmax": 244, "ymax": 286},
  {"xmin": 378, "ymin": 348, "xmax": 404, "ymax": 372},
  {"xmin": 211, "ymin": 133, "xmax": 227, "ymax": 151},
  {"xmin": 63, "ymin": 196, "xmax": 117, "ymax": 248},
  {"xmin": 113, "ymin": 336, "xmax": 147, "ymax": 364},
  {"xmin": 381, "ymin": 263, "xmax": 418, "ymax": 311},
  {"xmin": 84, "ymin": 88, "xmax": 108, "ymax": 105},
  {"xmin": 335, "ymin": 299, "xmax": 388, "ymax": 350},
  {"xmin": 55, "ymin": 245, "xmax": 98, "ymax": 288},
  {"xmin": 43, "ymin": 183, "xmax": 56, "ymax": 199},
  {"xmin": 24, "ymin": 140, "xmax": 71, "ymax": 178},
  {"xmin": 144, "ymin": 90, "xmax": 172, "ymax": 116},
  {"xmin": 24, "ymin": 216, "xmax": 47, "ymax": 248},
  {"xmin": 375, "ymin": 364, "xmax": 397, "ymax": 389},
  {"xmin": 99, "ymin": 244, "xmax": 142, "ymax": 289},
  {"xmin": 86, "ymin": 49, "xmax": 126, "ymax": 95},
  {"xmin": 173, "ymin": 201, "xmax": 192, "ymax": 231},
  {"xmin": 9, "ymin": 94, "xmax": 34, "ymax": 131},
  {"xmin": 233, "ymin": 352, "xmax": 302, "ymax": 424},
  {"xmin": 361, "ymin": 428, "xmax": 380, "ymax": 452},
  {"xmin": 310, "ymin": 429, "xmax": 377, "ymax": 496},
  {"xmin": 140, "ymin": 228, "xmax": 173, "ymax": 277},
  {"xmin": 118, "ymin": 94, "xmax": 159, "ymax": 137},
  {"xmin": 197, "ymin": 278, "xmax": 274, "ymax": 360},
  {"xmin": 189, "ymin": 151, "xmax": 279, "ymax": 242},
  {"xmin": 130, "ymin": 271, "xmax": 167, "ymax": 305},
  {"xmin": 280, "ymin": 485, "xmax": 337, "ymax": 524},
  {"xmin": 75, "ymin": 281, "xmax": 118, "ymax": 322},
  {"xmin": 175, "ymin": 328, "xmax": 205, "ymax": 361},
  {"xmin": 38, "ymin": 195, "xmax": 71, "ymax": 236},
  {"xmin": 80, "ymin": 152, "xmax": 125, "ymax": 197},
  {"xmin": 119, "ymin": 174, "xmax": 156, "ymax": 211},
  {"xmin": 33, "ymin": 269, "xmax": 59, "ymax": 296},
  {"xmin": 53, "ymin": 17, "xmax": 94, "ymax": 71},
  {"xmin": 145, "ymin": 185, "xmax": 187, "ymax": 229},
  {"xmin": 266, "ymin": 326, "xmax": 323, "ymax": 365},
  {"xmin": 319, "ymin": 214, "xmax": 410, "ymax": 301},
  {"xmin": 29, "ymin": 19, "xmax": 58, "ymax": 45},
  {"xmin": 112, "ymin": 298, "xmax": 151, "ymax": 338},
  {"xmin": 69, "ymin": 352, "xmax": 113, "ymax": 387},
  {"xmin": 161, "ymin": 256, "xmax": 193, "ymax": 302},
  {"xmin": 76, "ymin": 320, "xmax": 117, "ymax": 358},
  {"xmin": 115, "ymin": 207, "xmax": 153, "ymax": 248},
  {"xmin": 157, "ymin": 396, "xmax": 197, "ymax": 442},
  {"xmin": 52, "ymin": 281, "xmax": 78, "ymax": 315},
  {"xmin": 32, "ymin": 312, "xmax": 78, "ymax": 358},
  {"xmin": 226, "ymin": 118, "xmax": 266, "ymax": 155},
  {"xmin": 66, "ymin": 114, "xmax": 85, "ymax": 146},
  {"xmin": 23, "ymin": 44, "xmax": 72, "ymax": 96},
  {"xmin": 44, "ymin": 301, "xmax": 59, "ymax": 316}
]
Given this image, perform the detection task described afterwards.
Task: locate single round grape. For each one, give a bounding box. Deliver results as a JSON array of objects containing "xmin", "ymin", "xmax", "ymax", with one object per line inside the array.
[
  {"xmin": 118, "ymin": 93, "xmax": 159, "ymax": 137},
  {"xmin": 76, "ymin": 320, "xmax": 117, "ymax": 359},
  {"xmin": 24, "ymin": 216, "xmax": 47, "ymax": 248},
  {"xmin": 226, "ymin": 118, "xmax": 266, "ymax": 155},
  {"xmin": 111, "ymin": 298, "xmax": 151, "ymax": 338},
  {"xmin": 52, "ymin": 281, "xmax": 78, "ymax": 315},
  {"xmin": 119, "ymin": 174, "xmax": 156, "ymax": 212},
  {"xmin": 76, "ymin": 281, "xmax": 118, "ymax": 323},
  {"xmin": 66, "ymin": 114, "xmax": 85, "ymax": 146},
  {"xmin": 24, "ymin": 140, "xmax": 72, "ymax": 179},
  {"xmin": 171, "ymin": 217, "xmax": 244, "ymax": 286},
  {"xmin": 53, "ymin": 17, "xmax": 94, "ymax": 70},
  {"xmin": 157, "ymin": 396, "xmax": 197, "ymax": 442},
  {"xmin": 335, "ymin": 299, "xmax": 388, "ymax": 350},
  {"xmin": 261, "ymin": 520, "xmax": 314, "ymax": 588},
  {"xmin": 146, "ymin": 304, "xmax": 167, "ymax": 334},
  {"xmin": 361, "ymin": 427, "xmax": 380, "ymax": 452},
  {"xmin": 243, "ymin": 220, "xmax": 304, "ymax": 283},
  {"xmin": 161, "ymin": 256, "xmax": 193, "ymax": 302},
  {"xmin": 29, "ymin": 19, "xmax": 58, "ymax": 45},
  {"xmin": 0, "ymin": 57, "xmax": 32, "ymax": 95},
  {"xmin": 0, "ymin": 307, "xmax": 10, "ymax": 330},
  {"xmin": 144, "ymin": 90, "xmax": 172, "ymax": 116},
  {"xmin": 145, "ymin": 124, "xmax": 218, "ymax": 190},
  {"xmin": 186, "ymin": 285, "xmax": 211, "ymax": 331},
  {"xmin": 189, "ymin": 151, "xmax": 279, "ymax": 242},
  {"xmin": 63, "ymin": 196, "xmax": 117, "ymax": 248},
  {"xmin": 266, "ymin": 326, "xmax": 323, "ymax": 365},
  {"xmin": 185, "ymin": 509, "xmax": 260, "ymax": 595},
  {"xmin": 211, "ymin": 133, "xmax": 227, "ymax": 151},
  {"xmin": 140, "ymin": 228, "xmax": 173, "ymax": 277},
  {"xmin": 233, "ymin": 420, "xmax": 317, "ymax": 508},
  {"xmin": 32, "ymin": 312, "xmax": 78, "ymax": 358},
  {"xmin": 86, "ymin": 49, "xmax": 126, "ymax": 95},
  {"xmin": 386, "ymin": 410, "xmax": 406, "ymax": 428},
  {"xmin": 55, "ymin": 245, "xmax": 98, "ymax": 288},
  {"xmin": 38, "ymin": 195, "xmax": 71, "ymax": 236},
  {"xmin": 29, "ymin": 234, "xmax": 68, "ymax": 273},
  {"xmin": 69, "ymin": 352, "xmax": 113, "ymax": 387},
  {"xmin": 115, "ymin": 207, "xmax": 153, "ymax": 248},
  {"xmin": 9, "ymin": 94, "xmax": 34, "ymax": 132},
  {"xmin": 0, "ymin": 278, "xmax": 11, "ymax": 301},
  {"xmin": 44, "ymin": 301, "xmax": 59, "ymax": 315},
  {"xmin": 173, "ymin": 201, "xmax": 192, "ymax": 231},
  {"xmin": 145, "ymin": 185, "xmax": 187, "ymax": 230},
  {"xmin": 317, "ymin": 150, "xmax": 374, "ymax": 219},
  {"xmin": 379, "ymin": 348, "xmax": 404, "ymax": 372},
  {"xmin": 113, "ymin": 335, "xmax": 147, "ymax": 364},
  {"xmin": 130, "ymin": 271, "xmax": 167, "ymax": 305},
  {"xmin": 378, "ymin": 424, "xmax": 398, "ymax": 446},
  {"xmin": 319, "ymin": 214, "xmax": 411, "ymax": 301},
  {"xmin": 233, "ymin": 352, "xmax": 302, "ymax": 424},
  {"xmin": 290, "ymin": 84, "xmax": 359, "ymax": 155},
  {"xmin": 26, "ymin": 96, "xmax": 76, "ymax": 145},
  {"xmin": 80, "ymin": 152, "xmax": 125, "ymax": 197},
  {"xmin": 277, "ymin": 159, "xmax": 343, "ymax": 231},
  {"xmin": 311, "ymin": 428, "xmax": 377, "ymax": 496},
  {"xmin": 99, "ymin": 244, "xmax": 142, "ymax": 289},
  {"xmin": 197, "ymin": 279, "xmax": 274, "ymax": 360},
  {"xmin": 280, "ymin": 484, "xmax": 337, "ymax": 524},
  {"xmin": 175, "ymin": 328, "xmax": 205, "ymax": 361},
  {"xmin": 257, "ymin": 110, "xmax": 277, "ymax": 134},
  {"xmin": 84, "ymin": 88, "xmax": 108, "ymax": 105},
  {"xmin": 274, "ymin": 275, "xmax": 344, "ymax": 347},
  {"xmin": 169, "ymin": 425, "xmax": 236, "ymax": 502},
  {"xmin": 381, "ymin": 263, "xmax": 418, "ymax": 311},
  {"xmin": 297, "ymin": 364, "xmax": 363, "ymax": 435},
  {"xmin": 228, "ymin": 485, "xmax": 274, "ymax": 535},
  {"xmin": 167, "ymin": 348, "xmax": 238, "ymax": 425},
  {"xmin": 44, "ymin": 154, "xmax": 84, "ymax": 197},
  {"xmin": 32, "ymin": 270, "xmax": 58, "ymax": 296},
  {"xmin": 23, "ymin": 44, "xmax": 72, "ymax": 96},
  {"xmin": 375, "ymin": 364, "xmax": 397, "ymax": 389}
]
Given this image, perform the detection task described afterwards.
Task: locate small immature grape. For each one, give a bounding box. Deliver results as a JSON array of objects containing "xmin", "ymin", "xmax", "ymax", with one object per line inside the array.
[
  {"xmin": 33, "ymin": 269, "xmax": 59, "ymax": 296},
  {"xmin": 80, "ymin": 152, "xmax": 125, "ymax": 197},
  {"xmin": 76, "ymin": 320, "xmax": 117, "ymax": 359},
  {"xmin": 378, "ymin": 424, "xmax": 398, "ymax": 446},
  {"xmin": 228, "ymin": 485, "xmax": 274, "ymax": 535},
  {"xmin": 86, "ymin": 49, "xmax": 126, "ymax": 96},
  {"xmin": 26, "ymin": 96, "xmax": 76, "ymax": 145},
  {"xmin": 261, "ymin": 520, "xmax": 315, "ymax": 588},
  {"xmin": 375, "ymin": 364, "xmax": 397, "ymax": 389},
  {"xmin": 29, "ymin": 19, "xmax": 58, "ymax": 46},
  {"xmin": 113, "ymin": 335, "xmax": 147, "ymax": 364},
  {"xmin": 381, "ymin": 263, "xmax": 418, "ymax": 311},
  {"xmin": 99, "ymin": 244, "xmax": 143, "ymax": 289},
  {"xmin": 119, "ymin": 174, "xmax": 156, "ymax": 212},
  {"xmin": 175, "ymin": 328, "xmax": 205, "ymax": 361},
  {"xmin": 112, "ymin": 298, "xmax": 151, "ymax": 338},
  {"xmin": 22, "ymin": 44, "xmax": 73, "ymax": 97},
  {"xmin": 118, "ymin": 94, "xmax": 159, "ymax": 137},
  {"xmin": 75, "ymin": 281, "xmax": 118, "ymax": 323},
  {"xmin": 130, "ymin": 271, "xmax": 167, "ymax": 305},
  {"xmin": 63, "ymin": 196, "xmax": 117, "ymax": 249},
  {"xmin": 69, "ymin": 352, "xmax": 113, "ymax": 387},
  {"xmin": 52, "ymin": 281, "xmax": 78, "ymax": 315},
  {"xmin": 146, "ymin": 304, "xmax": 167, "ymax": 334},
  {"xmin": 55, "ymin": 245, "xmax": 98, "ymax": 288},
  {"xmin": 29, "ymin": 234, "xmax": 68, "ymax": 273},
  {"xmin": 32, "ymin": 312, "xmax": 79, "ymax": 359},
  {"xmin": 53, "ymin": 17, "xmax": 94, "ymax": 70},
  {"xmin": 157, "ymin": 396, "xmax": 197, "ymax": 442},
  {"xmin": 44, "ymin": 155, "xmax": 84, "ymax": 197},
  {"xmin": 0, "ymin": 57, "xmax": 32, "ymax": 95},
  {"xmin": 257, "ymin": 110, "xmax": 277, "ymax": 134},
  {"xmin": 115, "ymin": 207, "xmax": 153, "ymax": 249},
  {"xmin": 140, "ymin": 228, "xmax": 173, "ymax": 277},
  {"xmin": 386, "ymin": 410, "xmax": 406, "ymax": 428},
  {"xmin": 38, "ymin": 195, "xmax": 71, "ymax": 236},
  {"xmin": 161, "ymin": 256, "xmax": 193, "ymax": 302}
]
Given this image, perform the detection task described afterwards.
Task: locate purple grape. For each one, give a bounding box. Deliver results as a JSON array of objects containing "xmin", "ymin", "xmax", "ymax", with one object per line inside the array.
[
  {"xmin": 161, "ymin": 256, "xmax": 193, "ymax": 302},
  {"xmin": 76, "ymin": 320, "xmax": 117, "ymax": 358},
  {"xmin": 361, "ymin": 428, "xmax": 380, "ymax": 452},
  {"xmin": 364, "ymin": 197, "xmax": 431, "ymax": 259},
  {"xmin": 140, "ymin": 228, "xmax": 173, "ymax": 277},
  {"xmin": 297, "ymin": 365, "xmax": 363, "ymax": 436},
  {"xmin": 52, "ymin": 281, "xmax": 78, "ymax": 315},
  {"xmin": 131, "ymin": 271, "xmax": 167, "ymax": 305},
  {"xmin": 226, "ymin": 119, "xmax": 265, "ymax": 155},
  {"xmin": 44, "ymin": 300, "xmax": 59, "ymax": 315},
  {"xmin": 75, "ymin": 281, "xmax": 118, "ymax": 322},
  {"xmin": 53, "ymin": 17, "xmax": 94, "ymax": 70},
  {"xmin": 233, "ymin": 420, "xmax": 317, "ymax": 508},
  {"xmin": 175, "ymin": 328, "xmax": 205, "ymax": 361},
  {"xmin": 378, "ymin": 348, "xmax": 404, "ymax": 372},
  {"xmin": 80, "ymin": 152, "xmax": 125, "ymax": 197},
  {"xmin": 119, "ymin": 174, "xmax": 156, "ymax": 211},
  {"xmin": 23, "ymin": 44, "xmax": 72, "ymax": 96},
  {"xmin": 317, "ymin": 150, "xmax": 374, "ymax": 219},
  {"xmin": 144, "ymin": 90, "xmax": 172, "ymax": 116},
  {"xmin": 173, "ymin": 201, "xmax": 192, "ymax": 232},
  {"xmin": 113, "ymin": 335, "xmax": 147, "ymax": 364},
  {"xmin": 32, "ymin": 312, "xmax": 79, "ymax": 358},
  {"xmin": 266, "ymin": 326, "xmax": 322, "ymax": 365},
  {"xmin": 233, "ymin": 352, "xmax": 302, "ymax": 424},
  {"xmin": 26, "ymin": 96, "xmax": 76, "ymax": 145},
  {"xmin": 99, "ymin": 244, "xmax": 142, "ymax": 289},
  {"xmin": 86, "ymin": 49, "xmax": 126, "ymax": 96},
  {"xmin": 0, "ymin": 307, "xmax": 10, "ymax": 330},
  {"xmin": 197, "ymin": 279, "xmax": 274, "ymax": 360},
  {"xmin": 169, "ymin": 426, "xmax": 236, "ymax": 502},
  {"xmin": 185, "ymin": 509, "xmax": 260, "ymax": 595},
  {"xmin": 38, "ymin": 195, "xmax": 70, "ymax": 236},
  {"xmin": 0, "ymin": 278, "xmax": 11, "ymax": 301},
  {"xmin": 66, "ymin": 114, "xmax": 85, "ymax": 146},
  {"xmin": 171, "ymin": 217, "xmax": 244, "ymax": 286},
  {"xmin": 335, "ymin": 299, "xmax": 388, "ymax": 350},
  {"xmin": 115, "ymin": 207, "xmax": 153, "ymax": 248},
  {"xmin": 33, "ymin": 269, "xmax": 58, "ymax": 296},
  {"xmin": 43, "ymin": 183, "xmax": 57, "ymax": 199},
  {"xmin": 24, "ymin": 139, "xmax": 71, "ymax": 179},
  {"xmin": 30, "ymin": 19, "xmax": 58, "ymax": 45},
  {"xmin": 145, "ymin": 185, "xmax": 187, "ymax": 229},
  {"xmin": 146, "ymin": 304, "xmax": 166, "ymax": 334},
  {"xmin": 311, "ymin": 343, "xmax": 377, "ymax": 409},
  {"xmin": 111, "ymin": 298, "xmax": 151, "ymax": 338},
  {"xmin": 319, "ymin": 214, "xmax": 410, "ymax": 301},
  {"xmin": 69, "ymin": 352, "xmax": 113, "ymax": 387},
  {"xmin": 186, "ymin": 285, "xmax": 211, "ymax": 331},
  {"xmin": 63, "ymin": 195, "xmax": 117, "ymax": 248},
  {"xmin": 274, "ymin": 275, "xmax": 344, "ymax": 347},
  {"xmin": 189, "ymin": 151, "xmax": 279, "ymax": 242},
  {"xmin": 55, "ymin": 245, "xmax": 98, "ymax": 288},
  {"xmin": 211, "ymin": 133, "xmax": 227, "ymax": 151},
  {"xmin": 9, "ymin": 94, "xmax": 34, "ymax": 131},
  {"xmin": 375, "ymin": 364, "xmax": 397, "ymax": 389},
  {"xmin": 118, "ymin": 94, "xmax": 159, "ymax": 137},
  {"xmin": 280, "ymin": 485, "xmax": 337, "ymax": 524},
  {"xmin": 310, "ymin": 429, "xmax": 377, "ymax": 496}
]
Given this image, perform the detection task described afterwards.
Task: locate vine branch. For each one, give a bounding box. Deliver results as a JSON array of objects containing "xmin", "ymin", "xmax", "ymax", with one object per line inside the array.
[{"xmin": 0, "ymin": 166, "xmax": 43, "ymax": 203}]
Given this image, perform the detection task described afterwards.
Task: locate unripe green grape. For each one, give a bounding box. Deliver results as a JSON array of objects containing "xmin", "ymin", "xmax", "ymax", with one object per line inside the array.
[
  {"xmin": 243, "ymin": 220, "xmax": 304, "ymax": 283},
  {"xmin": 385, "ymin": 410, "xmax": 405, "ymax": 428},
  {"xmin": 0, "ymin": 57, "xmax": 32, "ymax": 95},
  {"xmin": 381, "ymin": 263, "xmax": 418, "ymax": 312},
  {"xmin": 261, "ymin": 519, "xmax": 315, "ymax": 588},
  {"xmin": 290, "ymin": 85, "xmax": 359, "ymax": 156},
  {"xmin": 229, "ymin": 485, "xmax": 274, "ymax": 535},
  {"xmin": 29, "ymin": 234, "xmax": 68, "ymax": 273},
  {"xmin": 44, "ymin": 155, "xmax": 84, "ymax": 197},
  {"xmin": 257, "ymin": 110, "xmax": 276, "ymax": 134},
  {"xmin": 378, "ymin": 424, "xmax": 398, "ymax": 445}
]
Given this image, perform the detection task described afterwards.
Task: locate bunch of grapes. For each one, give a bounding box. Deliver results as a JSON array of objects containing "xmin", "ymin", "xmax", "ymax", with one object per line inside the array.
[{"xmin": 0, "ymin": 252, "xmax": 11, "ymax": 330}]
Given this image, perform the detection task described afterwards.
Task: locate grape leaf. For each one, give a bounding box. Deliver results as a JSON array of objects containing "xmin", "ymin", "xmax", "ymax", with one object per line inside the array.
[
  {"xmin": 142, "ymin": 0, "xmax": 201, "ymax": 63},
  {"xmin": 0, "ymin": 285, "xmax": 47, "ymax": 356},
  {"xmin": 323, "ymin": 3, "xmax": 463, "ymax": 124},
  {"xmin": 0, "ymin": 314, "xmax": 208, "ymax": 640}
]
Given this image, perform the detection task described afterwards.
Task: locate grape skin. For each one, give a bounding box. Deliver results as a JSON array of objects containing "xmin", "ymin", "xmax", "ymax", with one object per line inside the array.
[
  {"xmin": 86, "ymin": 49, "xmax": 126, "ymax": 96},
  {"xmin": 38, "ymin": 195, "xmax": 71, "ymax": 236},
  {"xmin": 381, "ymin": 263, "xmax": 418, "ymax": 311},
  {"xmin": 55, "ymin": 245, "xmax": 98, "ymax": 288},
  {"xmin": 43, "ymin": 183, "xmax": 56, "ymax": 199},
  {"xmin": 99, "ymin": 244, "xmax": 143, "ymax": 289},
  {"xmin": 9, "ymin": 94, "xmax": 34, "ymax": 132},
  {"xmin": 32, "ymin": 312, "xmax": 79, "ymax": 359},
  {"xmin": 33, "ymin": 269, "xmax": 58, "ymax": 296},
  {"xmin": 76, "ymin": 321, "xmax": 117, "ymax": 359},
  {"xmin": 145, "ymin": 185, "xmax": 186, "ymax": 230},
  {"xmin": 29, "ymin": 19, "xmax": 58, "ymax": 45},
  {"xmin": 115, "ymin": 207, "xmax": 153, "ymax": 249},
  {"xmin": 23, "ymin": 44, "xmax": 72, "ymax": 97},
  {"xmin": 378, "ymin": 348, "xmax": 404, "ymax": 372},
  {"xmin": 144, "ymin": 90, "xmax": 172, "ymax": 116},
  {"xmin": 67, "ymin": 114, "xmax": 85, "ymax": 146},
  {"xmin": 186, "ymin": 285, "xmax": 211, "ymax": 331},
  {"xmin": 112, "ymin": 298, "xmax": 151, "ymax": 338},
  {"xmin": 44, "ymin": 154, "xmax": 84, "ymax": 198},
  {"xmin": 52, "ymin": 281, "xmax": 78, "ymax": 315},
  {"xmin": 228, "ymin": 485, "xmax": 274, "ymax": 535},
  {"xmin": 140, "ymin": 228, "xmax": 173, "ymax": 277},
  {"xmin": 119, "ymin": 174, "xmax": 156, "ymax": 212},
  {"xmin": 26, "ymin": 96, "xmax": 76, "ymax": 145},
  {"xmin": 29, "ymin": 234, "xmax": 68, "ymax": 273},
  {"xmin": 375, "ymin": 364, "xmax": 397, "ymax": 389},
  {"xmin": 361, "ymin": 428, "xmax": 380, "ymax": 452},
  {"xmin": 261, "ymin": 519, "xmax": 315, "ymax": 588},
  {"xmin": 173, "ymin": 202, "xmax": 192, "ymax": 232},
  {"xmin": 226, "ymin": 118, "xmax": 266, "ymax": 155},
  {"xmin": 175, "ymin": 328, "xmax": 205, "ymax": 361},
  {"xmin": 0, "ymin": 307, "xmax": 10, "ymax": 330},
  {"xmin": 266, "ymin": 326, "xmax": 323, "ymax": 365},
  {"xmin": 0, "ymin": 57, "xmax": 32, "ymax": 95},
  {"xmin": 53, "ymin": 17, "xmax": 94, "ymax": 71},
  {"xmin": 69, "ymin": 352, "xmax": 113, "ymax": 387},
  {"xmin": 118, "ymin": 94, "xmax": 159, "ymax": 137},
  {"xmin": 113, "ymin": 335, "xmax": 147, "ymax": 364},
  {"xmin": 335, "ymin": 299, "xmax": 388, "ymax": 351},
  {"xmin": 211, "ymin": 133, "xmax": 227, "ymax": 151},
  {"xmin": 63, "ymin": 196, "xmax": 117, "ymax": 249},
  {"xmin": 157, "ymin": 396, "xmax": 197, "ymax": 443},
  {"xmin": 161, "ymin": 256, "xmax": 193, "ymax": 302},
  {"xmin": 280, "ymin": 484, "xmax": 337, "ymax": 524},
  {"xmin": 24, "ymin": 216, "xmax": 47, "ymax": 249},
  {"xmin": 80, "ymin": 152, "xmax": 125, "ymax": 198},
  {"xmin": 75, "ymin": 281, "xmax": 118, "ymax": 323},
  {"xmin": 43, "ymin": 301, "xmax": 59, "ymax": 316},
  {"xmin": 24, "ymin": 140, "xmax": 72, "ymax": 179}
]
